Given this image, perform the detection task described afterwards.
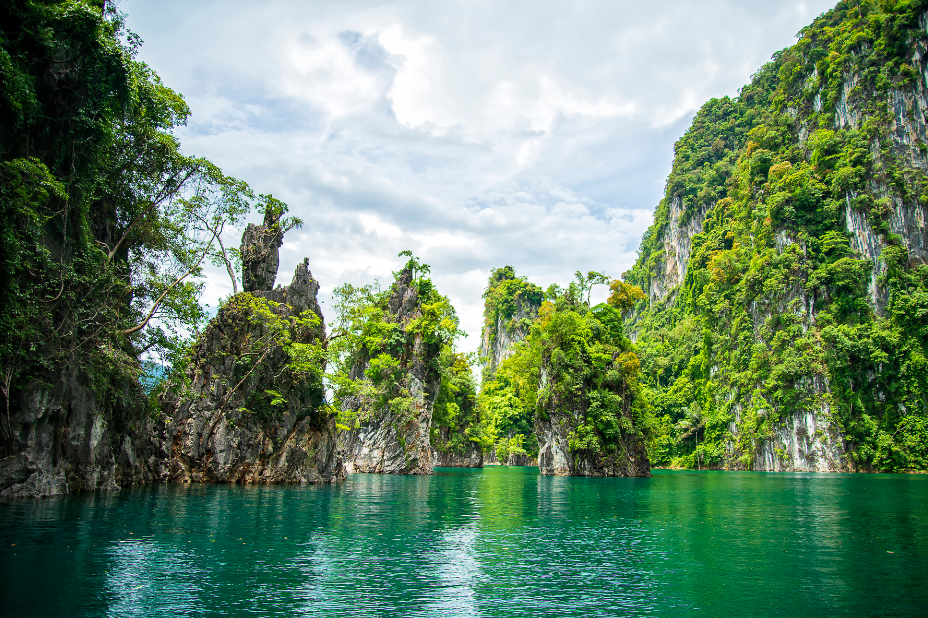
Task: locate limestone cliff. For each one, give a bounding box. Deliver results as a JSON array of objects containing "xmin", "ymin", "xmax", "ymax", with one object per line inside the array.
[
  {"xmin": 339, "ymin": 269, "xmax": 439, "ymax": 475},
  {"xmin": 476, "ymin": 267, "xmax": 544, "ymax": 465},
  {"xmin": 479, "ymin": 267, "xmax": 542, "ymax": 379},
  {"xmin": 432, "ymin": 440, "xmax": 483, "ymax": 468},
  {"xmin": 626, "ymin": 2, "xmax": 928, "ymax": 472},
  {"xmin": 241, "ymin": 207, "xmax": 284, "ymax": 293},
  {"xmin": 0, "ymin": 366, "xmax": 155, "ymax": 498},
  {"xmin": 157, "ymin": 217, "xmax": 344, "ymax": 484},
  {"xmin": 480, "ymin": 303, "xmax": 538, "ymax": 377},
  {"xmin": 536, "ymin": 414, "xmax": 650, "ymax": 477},
  {"xmin": 535, "ymin": 335, "xmax": 651, "ymax": 478},
  {"xmin": 640, "ymin": 196, "xmax": 709, "ymax": 308}
]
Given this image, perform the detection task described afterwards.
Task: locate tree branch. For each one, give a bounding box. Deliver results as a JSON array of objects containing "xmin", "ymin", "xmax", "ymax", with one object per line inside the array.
[
  {"xmin": 39, "ymin": 275, "xmax": 66, "ymax": 304},
  {"xmin": 214, "ymin": 226, "xmax": 238, "ymax": 295},
  {"xmin": 324, "ymin": 331, "xmax": 348, "ymax": 345},
  {"xmin": 121, "ymin": 234, "xmax": 215, "ymax": 336},
  {"xmin": 192, "ymin": 212, "xmax": 237, "ymax": 295},
  {"xmin": 220, "ymin": 347, "xmax": 272, "ymax": 412},
  {"xmin": 107, "ymin": 169, "xmax": 195, "ymax": 263}
]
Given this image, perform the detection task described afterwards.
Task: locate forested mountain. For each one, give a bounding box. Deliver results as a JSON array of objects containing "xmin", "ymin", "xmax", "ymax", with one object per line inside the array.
[{"xmin": 625, "ymin": 0, "xmax": 928, "ymax": 472}]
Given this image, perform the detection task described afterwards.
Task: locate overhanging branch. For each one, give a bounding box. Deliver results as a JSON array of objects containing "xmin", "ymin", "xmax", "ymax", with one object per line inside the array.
[{"xmin": 121, "ymin": 231, "xmax": 216, "ymax": 336}]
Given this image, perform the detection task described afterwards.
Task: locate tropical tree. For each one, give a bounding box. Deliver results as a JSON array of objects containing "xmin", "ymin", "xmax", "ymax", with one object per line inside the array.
[
  {"xmin": 0, "ymin": 0, "xmax": 261, "ymax": 451},
  {"xmin": 675, "ymin": 402, "xmax": 706, "ymax": 469}
]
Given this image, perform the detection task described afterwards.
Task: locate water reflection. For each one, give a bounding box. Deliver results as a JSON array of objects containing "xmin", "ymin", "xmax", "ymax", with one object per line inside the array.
[
  {"xmin": 0, "ymin": 469, "xmax": 926, "ymax": 617},
  {"xmin": 292, "ymin": 533, "xmax": 346, "ymax": 614},
  {"xmin": 104, "ymin": 540, "xmax": 203, "ymax": 617},
  {"xmin": 419, "ymin": 526, "xmax": 480, "ymax": 617}
]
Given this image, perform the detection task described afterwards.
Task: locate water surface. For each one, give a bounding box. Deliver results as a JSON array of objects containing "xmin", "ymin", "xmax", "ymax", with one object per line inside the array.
[{"xmin": 1, "ymin": 468, "xmax": 926, "ymax": 617}]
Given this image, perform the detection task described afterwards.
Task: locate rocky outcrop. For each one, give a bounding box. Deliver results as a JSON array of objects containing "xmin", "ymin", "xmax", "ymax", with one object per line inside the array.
[
  {"xmin": 479, "ymin": 302, "xmax": 537, "ymax": 377},
  {"xmin": 749, "ymin": 404, "xmax": 850, "ymax": 473},
  {"xmin": 339, "ymin": 269, "xmax": 438, "ymax": 475},
  {"xmin": 0, "ymin": 367, "xmax": 155, "ymax": 498},
  {"xmin": 536, "ymin": 416, "xmax": 650, "ymax": 477},
  {"xmin": 829, "ymin": 33, "xmax": 928, "ymax": 310},
  {"xmin": 645, "ymin": 197, "xmax": 709, "ymax": 306},
  {"xmin": 483, "ymin": 450, "xmax": 536, "ymax": 466},
  {"xmin": 158, "ymin": 228, "xmax": 344, "ymax": 484},
  {"xmin": 535, "ymin": 381, "xmax": 650, "ymax": 478},
  {"xmin": 624, "ymin": 8, "xmax": 928, "ymax": 473},
  {"xmin": 733, "ymin": 23, "xmax": 928, "ymax": 471},
  {"xmin": 476, "ymin": 267, "xmax": 544, "ymax": 466},
  {"xmin": 433, "ymin": 442, "xmax": 483, "ymax": 468},
  {"xmin": 478, "ymin": 267, "xmax": 543, "ymax": 379},
  {"xmin": 241, "ymin": 207, "xmax": 284, "ymax": 293}
]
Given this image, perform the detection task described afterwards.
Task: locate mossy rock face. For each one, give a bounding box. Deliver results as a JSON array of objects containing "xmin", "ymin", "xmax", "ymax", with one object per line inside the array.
[
  {"xmin": 162, "ymin": 259, "xmax": 345, "ymax": 485},
  {"xmin": 338, "ymin": 269, "xmax": 440, "ymax": 475},
  {"xmin": 479, "ymin": 266, "xmax": 543, "ymax": 380},
  {"xmin": 533, "ymin": 304, "xmax": 651, "ymax": 478},
  {"xmin": 241, "ymin": 207, "xmax": 284, "ymax": 293},
  {"xmin": 625, "ymin": 2, "xmax": 928, "ymax": 473}
]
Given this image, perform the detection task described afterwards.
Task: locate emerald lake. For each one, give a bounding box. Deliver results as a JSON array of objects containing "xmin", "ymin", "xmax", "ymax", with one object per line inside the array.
[{"xmin": 1, "ymin": 468, "xmax": 926, "ymax": 617}]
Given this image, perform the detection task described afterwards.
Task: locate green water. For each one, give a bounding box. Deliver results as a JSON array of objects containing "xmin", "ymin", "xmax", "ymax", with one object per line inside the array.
[{"xmin": 1, "ymin": 468, "xmax": 926, "ymax": 617}]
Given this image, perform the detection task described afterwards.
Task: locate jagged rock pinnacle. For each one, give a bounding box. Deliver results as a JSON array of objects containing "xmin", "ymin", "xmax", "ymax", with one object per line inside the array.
[{"xmin": 241, "ymin": 207, "xmax": 283, "ymax": 293}]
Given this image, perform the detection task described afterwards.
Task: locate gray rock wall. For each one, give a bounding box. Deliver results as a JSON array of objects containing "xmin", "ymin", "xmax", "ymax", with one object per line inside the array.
[
  {"xmin": 0, "ymin": 368, "xmax": 140, "ymax": 498},
  {"xmin": 160, "ymin": 259, "xmax": 344, "ymax": 484},
  {"xmin": 433, "ymin": 446, "xmax": 483, "ymax": 467},
  {"xmin": 339, "ymin": 269, "xmax": 438, "ymax": 475},
  {"xmin": 479, "ymin": 302, "xmax": 537, "ymax": 378},
  {"xmin": 241, "ymin": 208, "xmax": 284, "ymax": 293},
  {"xmin": 536, "ymin": 412, "xmax": 650, "ymax": 477},
  {"xmin": 647, "ymin": 196, "xmax": 709, "ymax": 306},
  {"xmin": 744, "ymin": 28, "xmax": 928, "ymax": 471}
]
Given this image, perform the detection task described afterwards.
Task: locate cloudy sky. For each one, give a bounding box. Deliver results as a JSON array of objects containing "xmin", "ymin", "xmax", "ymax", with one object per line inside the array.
[{"xmin": 122, "ymin": 0, "xmax": 835, "ymax": 352}]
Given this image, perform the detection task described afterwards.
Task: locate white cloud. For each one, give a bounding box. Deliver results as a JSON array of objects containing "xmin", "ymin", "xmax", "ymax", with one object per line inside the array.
[
  {"xmin": 284, "ymin": 34, "xmax": 385, "ymax": 117},
  {"xmin": 123, "ymin": 0, "xmax": 837, "ymax": 353}
]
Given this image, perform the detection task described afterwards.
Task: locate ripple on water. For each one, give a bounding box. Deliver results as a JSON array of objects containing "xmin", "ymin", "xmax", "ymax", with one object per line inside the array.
[{"xmin": 0, "ymin": 468, "xmax": 926, "ymax": 617}]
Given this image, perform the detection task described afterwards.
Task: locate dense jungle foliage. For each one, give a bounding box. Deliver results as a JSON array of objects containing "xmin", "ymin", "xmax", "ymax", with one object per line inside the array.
[
  {"xmin": 626, "ymin": 0, "xmax": 928, "ymax": 471},
  {"xmin": 194, "ymin": 291, "xmax": 328, "ymax": 426},
  {"xmin": 0, "ymin": 0, "xmax": 264, "ymax": 454},
  {"xmin": 481, "ymin": 266, "xmax": 544, "ymax": 356},
  {"xmin": 478, "ymin": 268, "xmax": 649, "ymax": 462},
  {"xmin": 431, "ymin": 348, "xmax": 486, "ymax": 457},
  {"xmin": 325, "ymin": 253, "xmax": 489, "ymax": 455}
]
